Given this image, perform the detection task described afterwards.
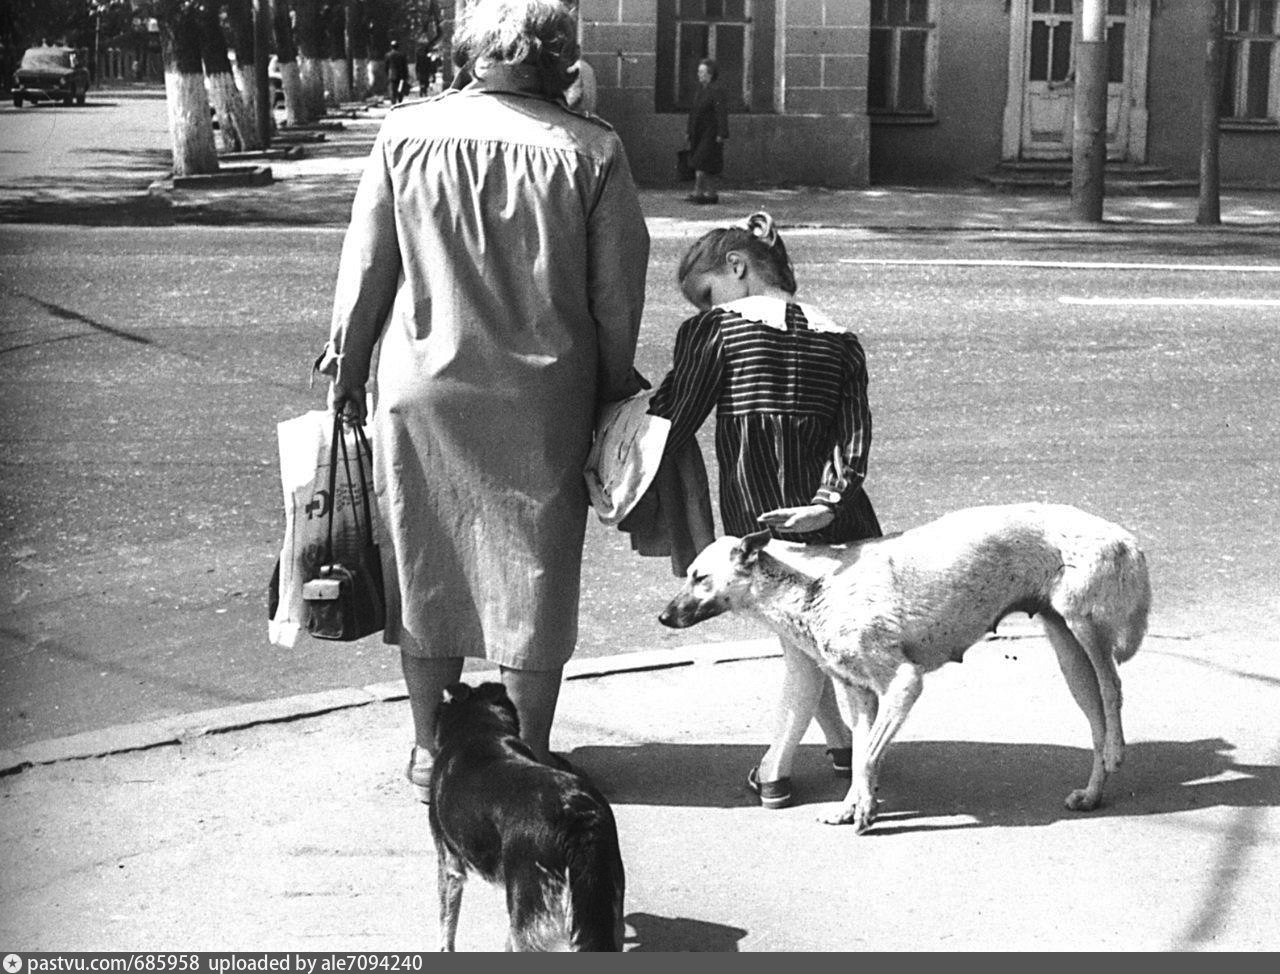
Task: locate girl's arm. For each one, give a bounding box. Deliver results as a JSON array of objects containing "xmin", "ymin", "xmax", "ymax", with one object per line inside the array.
[
  {"xmin": 647, "ymin": 311, "xmax": 725, "ymax": 454},
  {"xmin": 812, "ymin": 335, "xmax": 872, "ymax": 509}
]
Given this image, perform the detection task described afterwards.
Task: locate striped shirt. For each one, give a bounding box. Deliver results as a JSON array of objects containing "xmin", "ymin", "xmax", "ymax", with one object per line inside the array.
[{"xmin": 648, "ymin": 296, "xmax": 881, "ymax": 544}]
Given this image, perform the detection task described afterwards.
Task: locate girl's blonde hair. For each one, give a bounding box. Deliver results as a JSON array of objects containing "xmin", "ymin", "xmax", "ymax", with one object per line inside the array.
[
  {"xmin": 677, "ymin": 211, "xmax": 796, "ymax": 295},
  {"xmin": 454, "ymin": 0, "xmax": 580, "ymax": 95}
]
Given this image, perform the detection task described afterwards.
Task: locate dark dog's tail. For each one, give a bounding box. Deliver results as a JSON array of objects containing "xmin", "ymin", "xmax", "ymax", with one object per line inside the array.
[{"xmin": 563, "ymin": 795, "xmax": 626, "ymax": 951}]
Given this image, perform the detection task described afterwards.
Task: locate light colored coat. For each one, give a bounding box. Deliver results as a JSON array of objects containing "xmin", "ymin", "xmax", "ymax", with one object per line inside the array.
[{"xmin": 323, "ymin": 73, "xmax": 649, "ymax": 668}]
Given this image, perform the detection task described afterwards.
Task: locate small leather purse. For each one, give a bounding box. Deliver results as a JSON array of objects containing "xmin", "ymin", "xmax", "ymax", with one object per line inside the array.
[{"xmin": 303, "ymin": 412, "xmax": 386, "ymax": 641}]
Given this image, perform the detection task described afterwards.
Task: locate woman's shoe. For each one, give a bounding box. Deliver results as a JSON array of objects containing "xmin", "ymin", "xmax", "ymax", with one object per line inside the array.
[
  {"xmin": 406, "ymin": 745, "xmax": 433, "ymax": 804},
  {"xmin": 746, "ymin": 765, "xmax": 793, "ymax": 809},
  {"xmin": 826, "ymin": 746, "xmax": 853, "ymax": 775}
]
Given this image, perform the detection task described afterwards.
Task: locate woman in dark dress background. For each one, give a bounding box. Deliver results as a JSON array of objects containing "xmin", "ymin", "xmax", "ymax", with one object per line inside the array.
[{"xmin": 685, "ymin": 57, "xmax": 729, "ymax": 204}]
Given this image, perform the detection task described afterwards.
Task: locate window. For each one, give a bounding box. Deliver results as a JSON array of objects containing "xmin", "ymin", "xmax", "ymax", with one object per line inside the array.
[
  {"xmin": 655, "ymin": 0, "xmax": 775, "ymax": 113},
  {"xmin": 869, "ymin": 0, "xmax": 937, "ymax": 116},
  {"xmin": 1222, "ymin": 0, "xmax": 1280, "ymax": 123}
]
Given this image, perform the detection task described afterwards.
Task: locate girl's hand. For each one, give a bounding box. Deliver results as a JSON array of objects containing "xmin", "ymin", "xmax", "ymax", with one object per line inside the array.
[{"xmin": 757, "ymin": 505, "xmax": 834, "ymax": 534}]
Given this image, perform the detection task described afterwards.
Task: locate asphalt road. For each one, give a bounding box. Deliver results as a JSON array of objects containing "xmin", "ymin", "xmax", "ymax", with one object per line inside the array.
[{"xmin": 2, "ymin": 221, "xmax": 1278, "ymax": 749}]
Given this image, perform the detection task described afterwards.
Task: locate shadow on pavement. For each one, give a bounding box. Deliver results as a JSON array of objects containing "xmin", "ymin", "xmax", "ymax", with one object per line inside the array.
[
  {"xmin": 568, "ymin": 737, "xmax": 1280, "ymax": 829},
  {"xmin": 624, "ymin": 911, "xmax": 747, "ymax": 952}
]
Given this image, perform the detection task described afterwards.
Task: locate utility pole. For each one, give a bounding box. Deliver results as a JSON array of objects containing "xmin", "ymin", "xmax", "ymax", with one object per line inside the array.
[
  {"xmin": 1198, "ymin": 0, "xmax": 1225, "ymax": 226},
  {"xmin": 253, "ymin": 0, "xmax": 274, "ymax": 148},
  {"xmin": 1071, "ymin": 0, "xmax": 1109, "ymax": 222}
]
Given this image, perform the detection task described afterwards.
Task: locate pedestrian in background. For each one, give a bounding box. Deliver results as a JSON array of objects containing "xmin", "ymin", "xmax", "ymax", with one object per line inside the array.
[
  {"xmin": 684, "ymin": 57, "xmax": 728, "ymax": 204},
  {"xmin": 318, "ymin": 0, "xmax": 650, "ymax": 801},
  {"xmin": 647, "ymin": 210, "xmax": 882, "ymax": 809},
  {"xmin": 384, "ymin": 39, "xmax": 408, "ymax": 104}
]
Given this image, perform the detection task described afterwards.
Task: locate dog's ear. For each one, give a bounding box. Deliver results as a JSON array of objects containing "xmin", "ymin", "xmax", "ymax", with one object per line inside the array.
[
  {"xmin": 734, "ymin": 529, "xmax": 772, "ymax": 565},
  {"xmin": 441, "ymin": 682, "xmax": 471, "ymax": 705}
]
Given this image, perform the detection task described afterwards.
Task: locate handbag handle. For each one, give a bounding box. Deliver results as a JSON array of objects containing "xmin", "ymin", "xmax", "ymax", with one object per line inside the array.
[{"xmin": 323, "ymin": 410, "xmax": 375, "ymax": 563}]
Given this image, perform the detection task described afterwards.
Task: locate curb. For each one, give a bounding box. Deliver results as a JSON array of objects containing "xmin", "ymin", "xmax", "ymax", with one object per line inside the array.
[
  {"xmin": 162, "ymin": 165, "xmax": 274, "ymax": 191},
  {"xmin": 0, "ymin": 639, "xmax": 780, "ymax": 777}
]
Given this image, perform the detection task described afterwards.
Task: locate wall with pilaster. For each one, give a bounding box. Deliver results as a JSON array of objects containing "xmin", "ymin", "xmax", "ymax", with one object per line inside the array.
[{"xmin": 578, "ymin": 0, "xmax": 870, "ymax": 188}]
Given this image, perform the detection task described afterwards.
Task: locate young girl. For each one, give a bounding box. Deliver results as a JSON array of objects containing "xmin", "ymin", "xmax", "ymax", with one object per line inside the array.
[{"xmin": 648, "ymin": 211, "xmax": 882, "ymax": 808}]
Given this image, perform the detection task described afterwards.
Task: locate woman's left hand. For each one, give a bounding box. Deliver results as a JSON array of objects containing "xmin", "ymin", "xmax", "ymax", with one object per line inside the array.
[{"xmin": 757, "ymin": 505, "xmax": 834, "ymax": 533}]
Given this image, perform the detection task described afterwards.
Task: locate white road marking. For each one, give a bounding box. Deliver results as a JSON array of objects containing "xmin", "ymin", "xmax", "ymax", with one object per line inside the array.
[
  {"xmin": 1060, "ymin": 297, "xmax": 1280, "ymax": 307},
  {"xmin": 837, "ymin": 257, "xmax": 1280, "ymax": 273}
]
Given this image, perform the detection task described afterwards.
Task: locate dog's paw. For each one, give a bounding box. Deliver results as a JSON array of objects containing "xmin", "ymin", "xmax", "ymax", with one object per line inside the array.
[{"xmin": 1064, "ymin": 787, "xmax": 1102, "ymax": 812}]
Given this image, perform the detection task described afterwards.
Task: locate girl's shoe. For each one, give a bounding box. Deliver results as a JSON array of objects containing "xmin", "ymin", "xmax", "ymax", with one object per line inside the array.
[
  {"xmin": 406, "ymin": 745, "xmax": 433, "ymax": 804},
  {"xmin": 827, "ymin": 747, "xmax": 853, "ymax": 775},
  {"xmin": 746, "ymin": 765, "xmax": 793, "ymax": 809}
]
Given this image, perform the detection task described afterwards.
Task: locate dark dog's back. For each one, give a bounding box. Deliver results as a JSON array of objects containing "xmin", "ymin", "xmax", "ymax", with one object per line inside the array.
[{"xmin": 429, "ymin": 682, "xmax": 625, "ymax": 951}]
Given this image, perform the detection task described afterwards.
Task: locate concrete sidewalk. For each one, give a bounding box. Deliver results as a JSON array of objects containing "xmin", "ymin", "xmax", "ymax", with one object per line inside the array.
[
  {"xmin": 2, "ymin": 628, "xmax": 1278, "ymax": 952},
  {"xmin": 3, "ymin": 93, "xmax": 1280, "ymax": 232}
]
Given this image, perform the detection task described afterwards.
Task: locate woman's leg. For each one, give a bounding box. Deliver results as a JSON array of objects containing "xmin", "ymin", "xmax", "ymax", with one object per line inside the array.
[
  {"xmin": 500, "ymin": 665, "xmax": 565, "ymax": 765},
  {"xmin": 402, "ymin": 650, "xmax": 465, "ymax": 753}
]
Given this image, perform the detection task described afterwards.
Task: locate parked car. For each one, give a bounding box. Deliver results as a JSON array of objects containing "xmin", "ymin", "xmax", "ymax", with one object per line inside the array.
[{"xmin": 12, "ymin": 45, "xmax": 90, "ymax": 107}]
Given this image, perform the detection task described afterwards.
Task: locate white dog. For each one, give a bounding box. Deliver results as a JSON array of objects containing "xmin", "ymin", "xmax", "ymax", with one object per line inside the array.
[{"xmin": 659, "ymin": 503, "xmax": 1151, "ymax": 832}]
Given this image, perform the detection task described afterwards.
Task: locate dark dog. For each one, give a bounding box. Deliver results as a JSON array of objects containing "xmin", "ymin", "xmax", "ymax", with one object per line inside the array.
[{"xmin": 428, "ymin": 681, "xmax": 626, "ymax": 951}]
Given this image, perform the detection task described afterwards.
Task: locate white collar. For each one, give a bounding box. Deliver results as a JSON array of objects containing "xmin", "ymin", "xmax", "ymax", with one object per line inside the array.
[{"xmin": 716, "ymin": 295, "xmax": 846, "ymax": 334}]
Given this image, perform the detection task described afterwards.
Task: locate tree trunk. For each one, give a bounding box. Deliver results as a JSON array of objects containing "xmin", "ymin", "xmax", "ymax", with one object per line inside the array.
[
  {"xmin": 274, "ymin": 0, "xmax": 310, "ymax": 126},
  {"xmin": 224, "ymin": 0, "xmax": 268, "ymax": 150},
  {"xmin": 347, "ymin": 0, "xmax": 371, "ymax": 99},
  {"xmin": 199, "ymin": 2, "xmax": 253, "ymax": 153},
  {"xmin": 293, "ymin": 0, "xmax": 327, "ymax": 119},
  {"xmin": 323, "ymin": 2, "xmax": 350, "ymax": 106},
  {"xmin": 158, "ymin": 1, "xmax": 219, "ymax": 176},
  {"xmin": 1198, "ymin": 0, "xmax": 1225, "ymax": 226}
]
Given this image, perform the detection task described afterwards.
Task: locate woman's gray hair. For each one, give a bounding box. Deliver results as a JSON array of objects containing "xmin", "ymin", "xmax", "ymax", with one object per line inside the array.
[{"xmin": 455, "ymin": 0, "xmax": 580, "ymax": 94}]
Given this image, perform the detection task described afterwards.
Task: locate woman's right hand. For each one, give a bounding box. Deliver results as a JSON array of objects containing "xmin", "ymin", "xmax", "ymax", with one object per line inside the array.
[{"xmin": 328, "ymin": 381, "xmax": 368, "ymax": 426}]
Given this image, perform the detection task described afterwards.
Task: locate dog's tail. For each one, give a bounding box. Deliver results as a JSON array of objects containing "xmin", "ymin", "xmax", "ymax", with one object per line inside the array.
[
  {"xmin": 1110, "ymin": 543, "xmax": 1150, "ymax": 665},
  {"xmin": 1070, "ymin": 533, "xmax": 1150, "ymax": 665}
]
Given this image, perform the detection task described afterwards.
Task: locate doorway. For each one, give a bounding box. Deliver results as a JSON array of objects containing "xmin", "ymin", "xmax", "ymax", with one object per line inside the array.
[{"xmin": 1002, "ymin": 0, "xmax": 1151, "ymax": 162}]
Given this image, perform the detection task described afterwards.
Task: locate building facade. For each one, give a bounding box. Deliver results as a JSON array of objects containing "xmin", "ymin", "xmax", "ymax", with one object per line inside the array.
[
  {"xmin": 580, "ymin": 0, "xmax": 871, "ymax": 188},
  {"xmin": 576, "ymin": 0, "xmax": 1280, "ymax": 189}
]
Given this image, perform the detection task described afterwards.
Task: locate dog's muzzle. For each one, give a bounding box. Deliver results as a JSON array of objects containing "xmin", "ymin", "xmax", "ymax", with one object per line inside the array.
[{"xmin": 658, "ymin": 595, "xmax": 722, "ymax": 629}]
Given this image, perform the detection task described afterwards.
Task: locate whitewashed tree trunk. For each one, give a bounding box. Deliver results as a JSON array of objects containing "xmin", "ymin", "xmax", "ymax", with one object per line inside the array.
[
  {"xmin": 206, "ymin": 71, "xmax": 252, "ymax": 153},
  {"xmin": 280, "ymin": 59, "xmax": 307, "ymax": 127},
  {"xmin": 351, "ymin": 57, "xmax": 372, "ymax": 100},
  {"xmin": 165, "ymin": 70, "xmax": 219, "ymax": 175},
  {"xmin": 231, "ymin": 63, "xmax": 268, "ymax": 149},
  {"xmin": 299, "ymin": 55, "xmax": 325, "ymax": 119},
  {"xmin": 325, "ymin": 58, "xmax": 351, "ymax": 105}
]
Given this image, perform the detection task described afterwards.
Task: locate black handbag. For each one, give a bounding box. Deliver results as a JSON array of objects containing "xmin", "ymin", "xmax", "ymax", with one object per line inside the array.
[
  {"xmin": 303, "ymin": 411, "xmax": 386, "ymax": 641},
  {"xmin": 676, "ymin": 147, "xmax": 695, "ymax": 182}
]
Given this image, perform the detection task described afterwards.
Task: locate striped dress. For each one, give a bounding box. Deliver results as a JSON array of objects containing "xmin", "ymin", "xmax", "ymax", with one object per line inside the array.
[{"xmin": 648, "ymin": 295, "xmax": 881, "ymax": 545}]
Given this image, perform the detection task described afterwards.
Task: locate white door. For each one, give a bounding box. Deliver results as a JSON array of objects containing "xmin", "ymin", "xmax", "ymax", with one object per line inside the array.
[{"xmin": 1006, "ymin": 0, "xmax": 1148, "ymax": 162}]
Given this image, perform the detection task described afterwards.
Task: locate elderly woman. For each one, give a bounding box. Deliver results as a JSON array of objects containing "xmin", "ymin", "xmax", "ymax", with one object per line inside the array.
[
  {"xmin": 318, "ymin": 0, "xmax": 650, "ymax": 798},
  {"xmin": 685, "ymin": 57, "xmax": 729, "ymax": 204}
]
